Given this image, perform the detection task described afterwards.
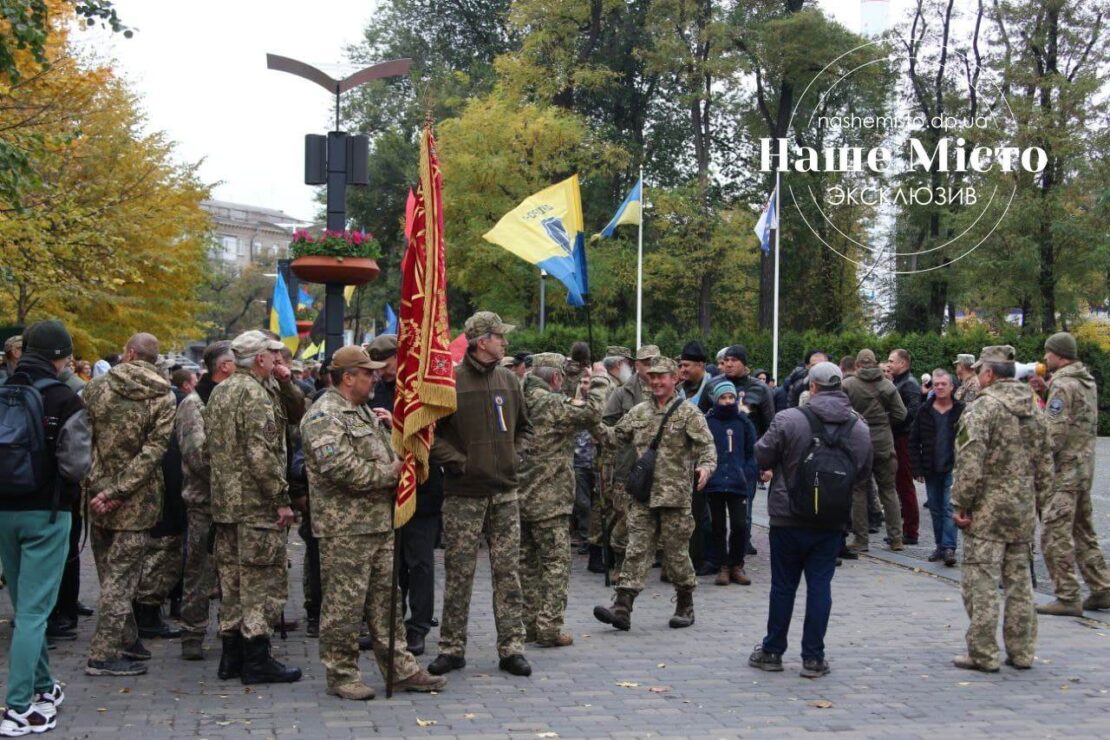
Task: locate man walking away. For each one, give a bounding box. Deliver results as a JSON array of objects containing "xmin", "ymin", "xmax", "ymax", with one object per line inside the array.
[
  {"xmin": 0, "ymin": 320, "xmax": 90, "ymax": 736},
  {"xmin": 748, "ymin": 362, "xmax": 871, "ymax": 679}
]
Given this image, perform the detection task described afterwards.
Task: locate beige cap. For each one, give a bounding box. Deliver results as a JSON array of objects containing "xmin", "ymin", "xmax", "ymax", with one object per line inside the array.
[
  {"xmin": 953, "ymin": 353, "xmax": 976, "ymax": 367},
  {"xmin": 646, "ymin": 356, "xmax": 678, "ymax": 374},
  {"xmin": 331, "ymin": 345, "xmax": 385, "ymax": 371},
  {"xmin": 232, "ymin": 330, "xmax": 281, "ymax": 359},
  {"xmin": 464, "ymin": 311, "xmax": 515, "ymax": 339},
  {"xmin": 635, "ymin": 344, "xmax": 661, "ymax": 361},
  {"xmin": 971, "ymin": 345, "xmax": 1015, "ymax": 370},
  {"xmin": 531, "ymin": 352, "xmax": 567, "ymax": 370}
]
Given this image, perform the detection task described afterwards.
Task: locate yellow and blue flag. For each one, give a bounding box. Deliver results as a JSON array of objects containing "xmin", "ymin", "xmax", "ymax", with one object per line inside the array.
[
  {"xmin": 483, "ymin": 175, "xmax": 586, "ymax": 306},
  {"xmin": 269, "ymin": 272, "xmax": 299, "ymax": 352},
  {"xmin": 297, "ymin": 286, "xmax": 314, "ymax": 311},
  {"xmin": 599, "ymin": 178, "xmax": 642, "ymax": 237}
]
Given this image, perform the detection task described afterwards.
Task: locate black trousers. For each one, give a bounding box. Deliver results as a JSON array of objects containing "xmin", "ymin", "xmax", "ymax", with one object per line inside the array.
[
  {"xmin": 573, "ymin": 467, "xmax": 594, "ymax": 540},
  {"xmin": 690, "ymin": 489, "xmax": 714, "ymax": 567},
  {"xmin": 399, "ymin": 513, "xmax": 438, "ymax": 636},
  {"xmin": 52, "ymin": 506, "xmax": 81, "ymax": 620},
  {"xmin": 708, "ymin": 494, "xmax": 747, "ymax": 568},
  {"xmin": 297, "ymin": 509, "xmax": 321, "ymax": 620}
]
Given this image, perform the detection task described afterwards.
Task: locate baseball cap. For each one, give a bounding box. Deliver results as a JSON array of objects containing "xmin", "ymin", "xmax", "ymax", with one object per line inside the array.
[
  {"xmin": 971, "ymin": 345, "xmax": 1015, "ymax": 370},
  {"xmin": 464, "ymin": 311, "xmax": 515, "ymax": 339},
  {"xmin": 367, "ymin": 334, "xmax": 398, "ymax": 361},
  {"xmin": 635, "ymin": 345, "xmax": 661, "ymax": 361},
  {"xmin": 331, "ymin": 345, "xmax": 385, "ymax": 371},
  {"xmin": 646, "ymin": 356, "xmax": 678, "ymax": 374},
  {"xmin": 806, "ymin": 361, "xmax": 842, "ymax": 388}
]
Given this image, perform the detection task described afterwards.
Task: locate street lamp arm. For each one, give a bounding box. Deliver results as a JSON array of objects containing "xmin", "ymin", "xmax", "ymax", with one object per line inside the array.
[
  {"xmin": 266, "ymin": 53, "xmax": 338, "ymax": 93},
  {"xmin": 339, "ymin": 58, "xmax": 412, "ymax": 93}
]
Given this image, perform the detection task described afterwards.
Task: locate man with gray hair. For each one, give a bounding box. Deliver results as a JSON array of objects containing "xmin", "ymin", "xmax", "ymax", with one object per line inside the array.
[
  {"xmin": 1, "ymin": 334, "xmax": 22, "ymax": 380},
  {"xmin": 206, "ymin": 330, "xmax": 301, "ymax": 684}
]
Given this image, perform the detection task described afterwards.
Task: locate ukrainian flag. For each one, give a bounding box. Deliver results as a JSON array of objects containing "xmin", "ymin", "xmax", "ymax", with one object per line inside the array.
[
  {"xmin": 269, "ymin": 272, "xmax": 299, "ymax": 353},
  {"xmin": 483, "ymin": 175, "xmax": 586, "ymax": 306},
  {"xmin": 599, "ymin": 178, "xmax": 642, "ymax": 237}
]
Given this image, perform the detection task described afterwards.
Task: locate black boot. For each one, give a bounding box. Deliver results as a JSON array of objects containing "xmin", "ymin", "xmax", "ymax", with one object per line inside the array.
[
  {"xmin": 668, "ymin": 588, "xmax": 695, "ymax": 628},
  {"xmin": 593, "ymin": 588, "xmax": 635, "ymax": 631},
  {"xmin": 240, "ymin": 636, "xmax": 302, "ymax": 684},
  {"xmin": 136, "ymin": 603, "xmax": 183, "ymax": 640},
  {"xmin": 217, "ymin": 632, "xmax": 244, "ymax": 680},
  {"xmin": 586, "ymin": 545, "xmax": 605, "ymax": 574}
]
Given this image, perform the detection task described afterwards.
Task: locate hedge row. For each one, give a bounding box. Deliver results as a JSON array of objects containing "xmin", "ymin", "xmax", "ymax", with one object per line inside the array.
[{"xmin": 504, "ymin": 323, "xmax": 1110, "ymax": 435}]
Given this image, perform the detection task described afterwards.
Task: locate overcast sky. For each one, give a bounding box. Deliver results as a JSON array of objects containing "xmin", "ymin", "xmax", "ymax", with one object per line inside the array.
[{"xmin": 79, "ymin": 0, "xmax": 907, "ymax": 221}]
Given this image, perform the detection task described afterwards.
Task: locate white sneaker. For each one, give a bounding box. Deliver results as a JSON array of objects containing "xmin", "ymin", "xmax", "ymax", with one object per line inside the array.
[
  {"xmin": 32, "ymin": 684, "xmax": 63, "ymax": 712},
  {"xmin": 0, "ymin": 705, "xmax": 56, "ymax": 736}
]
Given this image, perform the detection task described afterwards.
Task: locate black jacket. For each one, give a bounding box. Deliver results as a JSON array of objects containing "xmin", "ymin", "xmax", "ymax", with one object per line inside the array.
[
  {"xmin": 909, "ymin": 396, "xmax": 964, "ymax": 476},
  {"xmin": 892, "ymin": 370, "xmax": 922, "ymax": 436},
  {"xmin": 371, "ymin": 377, "xmax": 443, "ymax": 517},
  {"xmin": 150, "ymin": 387, "xmax": 188, "ymax": 537},
  {"xmin": 0, "ymin": 353, "xmax": 90, "ymax": 512},
  {"xmin": 700, "ymin": 372, "xmax": 776, "ymax": 437}
]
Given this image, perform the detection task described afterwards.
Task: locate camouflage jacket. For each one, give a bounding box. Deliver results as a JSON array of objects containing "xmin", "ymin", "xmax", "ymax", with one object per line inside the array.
[
  {"xmin": 950, "ymin": 379, "xmax": 1053, "ymax": 543},
  {"xmin": 176, "ymin": 391, "xmax": 210, "ymax": 508},
  {"xmin": 602, "ymin": 393, "xmax": 716, "ymax": 509},
  {"xmin": 83, "ymin": 360, "xmax": 175, "ymax": 531},
  {"xmin": 518, "ymin": 374, "xmax": 602, "ymax": 522},
  {"xmin": 206, "ymin": 368, "xmax": 288, "ymax": 526},
  {"xmin": 300, "ymin": 388, "xmax": 398, "ymax": 536},
  {"xmin": 954, "ymin": 373, "xmax": 980, "ymax": 404},
  {"xmin": 603, "ymin": 376, "xmax": 651, "ymax": 481},
  {"xmin": 1045, "ymin": 361, "xmax": 1098, "ymax": 492}
]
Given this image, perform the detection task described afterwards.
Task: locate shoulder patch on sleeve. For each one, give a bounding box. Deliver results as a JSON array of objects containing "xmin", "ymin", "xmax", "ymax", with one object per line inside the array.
[{"xmin": 1047, "ymin": 397, "xmax": 1065, "ymax": 417}]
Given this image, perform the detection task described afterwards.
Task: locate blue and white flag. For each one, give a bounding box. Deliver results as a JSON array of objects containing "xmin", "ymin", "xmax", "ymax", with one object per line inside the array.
[{"xmin": 754, "ymin": 185, "xmax": 778, "ymax": 254}]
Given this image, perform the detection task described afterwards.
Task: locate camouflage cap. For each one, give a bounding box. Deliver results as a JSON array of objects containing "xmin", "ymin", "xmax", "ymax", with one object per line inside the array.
[
  {"xmin": 971, "ymin": 344, "xmax": 1016, "ymax": 370},
  {"xmin": 646, "ymin": 356, "xmax": 678, "ymax": 375},
  {"xmin": 290, "ymin": 360, "xmax": 304, "ymax": 372},
  {"xmin": 232, "ymin": 330, "xmax": 281, "ymax": 359},
  {"xmin": 531, "ymin": 352, "xmax": 567, "ymax": 370},
  {"xmin": 953, "ymin": 353, "xmax": 976, "ymax": 368},
  {"xmin": 498, "ymin": 356, "xmax": 516, "ymax": 368},
  {"xmin": 367, "ymin": 333, "xmax": 398, "ymax": 361},
  {"xmin": 331, "ymin": 345, "xmax": 385, "ymax": 371},
  {"xmin": 856, "ymin": 348, "xmax": 878, "ymax": 368},
  {"xmin": 605, "ymin": 345, "xmax": 633, "ymax": 360},
  {"xmin": 464, "ymin": 311, "xmax": 515, "ymax": 339},
  {"xmin": 635, "ymin": 344, "xmax": 661, "ymax": 361}
]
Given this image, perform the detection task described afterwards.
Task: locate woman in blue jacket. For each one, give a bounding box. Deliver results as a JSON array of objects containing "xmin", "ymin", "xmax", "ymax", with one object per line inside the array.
[{"xmin": 704, "ymin": 381, "xmax": 759, "ymax": 585}]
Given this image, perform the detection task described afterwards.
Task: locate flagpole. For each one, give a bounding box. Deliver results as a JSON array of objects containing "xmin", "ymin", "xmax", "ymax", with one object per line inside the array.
[
  {"xmin": 772, "ymin": 170, "xmax": 781, "ymax": 385},
  {"xmin": 636, "ymin": 166, "xmax": 644, "ymax": 348}
]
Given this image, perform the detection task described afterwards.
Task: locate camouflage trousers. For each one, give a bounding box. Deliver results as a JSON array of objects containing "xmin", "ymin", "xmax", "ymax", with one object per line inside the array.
[
  {"xmin": 1041, "ymin": 486, "xmax": 1110, "ymax": 603},
  {"xmin": 587, "ymin": 477, "xmax": 628, "ymax": 553},
  {"xmin": 960, "ymin": 534, "xmax": 1037, "ymax": 669},
  {"xmin": 319, "ymin": 533, "xmax": 419, "ymax": 689},
  {"xmin": 851, "ymin": 450, "xmax": 902, "ymax": 543},
  {"xmin": 213, "ymin": 523, "xmax": 287, "ymax": 640},
  {"xmin": 619, "ymin": 501, "xmax": 696, "ymax": 594},
  {"xmin": 520, "ymin": 515, "xmax": 571, "ymax": 642},
  {"xmin": 88, "ymin": 526, "xmax": 146, "ymax": 661},
  {"xmin": 439, "ymin": 495, "xmax": 525, "ymax": 659},
  {"xmin": 181, "ymin": 507, "xmax": 216, "ymax": 637},
  {"xmin": 135, "ymin": 533, "xmax": 183, "ymax": 606}
]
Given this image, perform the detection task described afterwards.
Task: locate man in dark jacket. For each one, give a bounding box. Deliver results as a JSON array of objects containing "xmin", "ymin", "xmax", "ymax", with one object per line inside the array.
[
  {"xmin": 786, "ymin": 351, "xmax": 828, "ymax": 409},
  {"xmin": 749, "ymin": 362, "xmax": 872, "ymax": 679},
  {"xmin": 888, "ymin": 349, "xmax": 922, "ymax": 544},
  {"xmin": 367, "ymin": 333, "xmax": 443, "ymax": 657},
  {"xmin": 428, "ymin": 312, "xmax": 533, "ymax": 678},
  {"xmin": 909, "ymin": 368, "xmax": 963, "ymax": 566},
  {"xmin": 0, "ymin": 320, "xmax": 90, "ymax": 735},
  {"xmin": 699, "ymin": 345, "xmax": 775, "ymax": 437}
]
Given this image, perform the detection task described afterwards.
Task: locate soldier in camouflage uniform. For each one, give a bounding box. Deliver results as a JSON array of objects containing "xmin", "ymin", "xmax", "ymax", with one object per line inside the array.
[
  {"xmin": 300, "ymin": 347, "xmax": 445, "ymax": 700},
  {"xmin": 1036, "ymin": 332, "xmax": 1110, "ymax": 615},
  {"xmin": 84, "ymin": 333, "xmax": 176, "ymax": 677},
  {"xmin": 518, "ymin": 353, "xmax": 602, "ymax": 647},
  {"xmin": 953, "ymin": 354, "xmax": 980, "ymax": 404},
  {"xmin": 594, "ymin": 356, "xmax": 716, "ymax": 631},
  {"xmin": 951, "ymin": 346, "xmax": 1053, "ymax": 672},
  {"xmin": 595, "ymin": 345, "xmax": 659, "ymax": 579},
  {"xmin": 206, "ymin": 331, "xmax": 301, "ymax": 685},
  {"xmin": 586, "ymin": 346, "xmax": 634, "ymax": 574},
  {"xmin": 176, "ymin": 341, "xmax": 235, "ymax": 659}
]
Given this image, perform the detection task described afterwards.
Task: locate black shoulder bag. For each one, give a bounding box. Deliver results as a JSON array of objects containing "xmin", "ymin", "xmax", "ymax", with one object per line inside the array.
[{"xmin": 625, "ymin": 399, "xmax": 684, "ymax": 504}]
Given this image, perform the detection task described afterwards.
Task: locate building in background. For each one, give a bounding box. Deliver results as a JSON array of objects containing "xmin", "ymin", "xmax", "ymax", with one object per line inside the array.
[{"xmin": 201, "ymin": 199, "xmax": 310, "ymax": 270}]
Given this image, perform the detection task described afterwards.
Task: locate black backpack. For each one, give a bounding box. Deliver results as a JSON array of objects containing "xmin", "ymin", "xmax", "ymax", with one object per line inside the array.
[
  {"xmin": 0, "ymin": 376, "xmax": 65, "ymax": 497},
  {"xmin": 787, "ymin": 407, "xmax": 858, "ymax": 526}
]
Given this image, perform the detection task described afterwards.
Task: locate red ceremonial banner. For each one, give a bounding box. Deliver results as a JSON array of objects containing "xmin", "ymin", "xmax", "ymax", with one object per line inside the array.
[{"xmin": 391, "ymin": 127, "xmax": 456, "ymax": 528}]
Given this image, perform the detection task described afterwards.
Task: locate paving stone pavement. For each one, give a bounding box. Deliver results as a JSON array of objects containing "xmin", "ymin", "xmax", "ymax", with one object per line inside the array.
[{"xmin": 4, "ymin": 513, "xmax": 1110, "ymax": 739}]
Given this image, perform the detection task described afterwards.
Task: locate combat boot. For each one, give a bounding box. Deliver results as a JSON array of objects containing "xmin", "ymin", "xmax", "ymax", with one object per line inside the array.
[
  {"xmin": 1036, "ymin": 599, "xmax": 1083, "ymax": 617},
  {"xmin": 240, "ymin": 636, "xmax": 302, "ymax": 684},
  {"xmin": 730, "ymin": 566, "xmax": 751, "ymax": 585},
  {"xmin": 587, "ymin": 545, "xmax": 606, "ymax": 574},
  {"xmin": 391, "ymin": 668, "xmax": 447, "ymax": 692},
  {"xmin": 668, "ymin": 588, "xmax": 695, "ymax": 629},
  {"xmin": 593, "ymin": 588, "xmax": 635, "ymax": 631},
  {"xmin": 1083, "ymin": 590, "xmax": 1110, "ymax": 611},
  {"xmin": 217, "ymin": 632, "xmax": 243, "ymax": 680},
  {"xmin": 715, "ymin": 567, "xmax": 730, "ymax": 586},
  {"xmin": 326, "ymin": 682, "xmax": 375, "ymax": 701},
  {"xmin": 181, "ymin": 633, "xmax": 204, "ymax": 661},
  {"xmin": 135, "ymin": 602, "xmax": 183, "ymax": 640}
]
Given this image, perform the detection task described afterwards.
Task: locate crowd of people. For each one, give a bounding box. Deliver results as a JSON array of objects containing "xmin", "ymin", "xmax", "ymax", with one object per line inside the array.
[{"xmin": 0, "ymin": 314, "xmax": 1107, "ymax": 735}]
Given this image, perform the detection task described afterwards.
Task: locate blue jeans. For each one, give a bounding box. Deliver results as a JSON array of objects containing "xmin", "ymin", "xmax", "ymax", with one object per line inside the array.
[
  {"xmin": 925, "ymin": 472, "xmax": 957, "ymax": 550},
  {"xmin": 0, "ymin": 510, "xmax": 71, "ymax": 711},
  {"xmin": 762, "ymin": 526, "xmax": 841, "ymax": 661}
]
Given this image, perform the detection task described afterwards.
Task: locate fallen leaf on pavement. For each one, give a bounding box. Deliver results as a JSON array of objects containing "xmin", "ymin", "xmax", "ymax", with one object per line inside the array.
[
  {"xmin": 616, "ymin": 681, "xmax": 640, "ymax": 688},
  {"xmin": 649, "ymin": 687, "xmax": 669, "ymax": 694},
  {"xmin": 808, "ymin": 700, "xmax": 833, "ymax": 709},
  {"xmin": 957, "ymin": 682, "xmax": 971, "ymax": 687},
  {"xmin": 657, "ymin": 663, "xmax": 666, "ymax": 668},
  {"xmin": 463, "ymin": 714, "xmax": 476, "ymax": 720},
  {"xmin": 119, "ymin": 688, "xmax": 130, "ymax": 694},
  {"xmin": 536, "ymin": 733, "xmax": 559, "ymax": 738},
  {"xmin": 96, "ymin": 708, "xmax": 107, "ymax": 713},
  {"xmin": 416, "ymin": 718, "xmax": 437, "ymax": 727}
]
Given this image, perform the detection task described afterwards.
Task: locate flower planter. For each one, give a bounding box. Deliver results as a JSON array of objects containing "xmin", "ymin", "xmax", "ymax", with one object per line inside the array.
[
  {"xmin": 295, "ymin": 320, "xmax": 314, "ymax": 337},
  {"xmin": 290, "ymin": 256, "xmax": 380, "ymax": 286}
]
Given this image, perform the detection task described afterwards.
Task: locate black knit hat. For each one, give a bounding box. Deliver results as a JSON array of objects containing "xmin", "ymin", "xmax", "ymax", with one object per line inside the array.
[
  {"xmin": 723, "ymin": 344, "xmax": 748, "ymax": 364},
  {"xmin": 23, "ymin": 319, "xmax": 73, "ymax": 359},
  {"xmin": 680, "ymin": 340, "xmax": 707, "ymax": 362}
]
